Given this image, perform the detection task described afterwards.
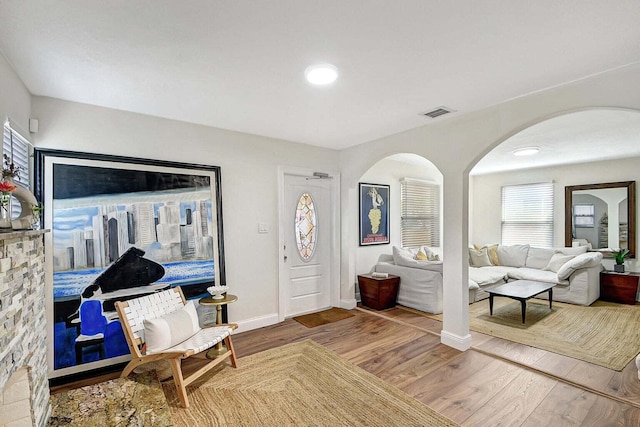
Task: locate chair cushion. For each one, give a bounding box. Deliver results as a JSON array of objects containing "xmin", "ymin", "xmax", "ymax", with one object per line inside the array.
[
  {"xmin": 144, "ymin": 301, "xmax": 201, "ymax": 354},
  {"xmin": 164, "ymin": 325, "xmax": 233, "ymax": 354}
]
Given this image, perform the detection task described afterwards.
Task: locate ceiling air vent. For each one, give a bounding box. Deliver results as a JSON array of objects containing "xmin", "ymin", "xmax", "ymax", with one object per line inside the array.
[{"xmin": 422, "ymin": 106, "xmax": 455, "ymax": 119}]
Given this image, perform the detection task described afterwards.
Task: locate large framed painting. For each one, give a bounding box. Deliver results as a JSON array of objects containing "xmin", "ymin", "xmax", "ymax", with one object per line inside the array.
[
  {"xmin": 359, "ymin": 183, "xmax": 390, "ymax": 246},
  {"xmin": 34, "ymin": 149, "xmax": 225, "ymax": 378}
]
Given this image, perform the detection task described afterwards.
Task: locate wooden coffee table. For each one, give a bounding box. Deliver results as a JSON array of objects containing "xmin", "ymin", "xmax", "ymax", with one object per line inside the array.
[{"xmin": 488, "ymin": 280, "xmax": 555, "ymax": 323}]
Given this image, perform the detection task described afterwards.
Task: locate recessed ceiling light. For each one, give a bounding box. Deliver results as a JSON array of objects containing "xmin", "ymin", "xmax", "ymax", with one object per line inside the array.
[
  {"xmin": 512, "ymin": 147, "xmax": 540, "ymax": 156},
  {"xmin": 305, "ymin": 64, "xmax": 338, "ymax": 85}
]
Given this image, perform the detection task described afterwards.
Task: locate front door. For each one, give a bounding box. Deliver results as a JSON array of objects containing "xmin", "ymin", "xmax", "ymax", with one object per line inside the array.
[{"xmin": 282, "ymin": 174, "xmax": 332, "ymax": 318}]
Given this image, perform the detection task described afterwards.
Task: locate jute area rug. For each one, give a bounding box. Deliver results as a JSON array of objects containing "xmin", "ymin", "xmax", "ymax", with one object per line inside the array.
[
  {"xmin": 292, "ymin": 307, "xmax": 355, "ymax": 328},
  {"xmin": 410, "ymin": 299, "xmax": 640, "ymax": 371},
  {"xmin": 164, "ymin": 340, "xmax": 458, "ymax": 426}
]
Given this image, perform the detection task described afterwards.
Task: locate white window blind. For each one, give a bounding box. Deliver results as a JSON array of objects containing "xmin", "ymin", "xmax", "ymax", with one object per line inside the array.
[
  {"xmin": 501, "ymin": 182, "xmax": 554, "ymax": 247},
  {"xmin": 2, "ymin": 120, "xmax": 31, "ymax": 217},
  {"xmin": 401, "ymin": 178, "xmax": 440, "ymax": 248}
]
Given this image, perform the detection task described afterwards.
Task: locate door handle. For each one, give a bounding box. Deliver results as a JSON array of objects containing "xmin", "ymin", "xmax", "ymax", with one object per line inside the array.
[{"xmin": 284, "ymin": 255, "xmax": 288, "ymax": 262}]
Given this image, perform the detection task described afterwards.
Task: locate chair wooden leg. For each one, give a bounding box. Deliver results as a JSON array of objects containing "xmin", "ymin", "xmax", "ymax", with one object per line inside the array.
[
  {"xmin": 225, "ymin": 336, "xmax": 238, "ymax": 368},
  {"xmin": 169, "ymin": 358, "xmax": 189, "ymax": 408}
]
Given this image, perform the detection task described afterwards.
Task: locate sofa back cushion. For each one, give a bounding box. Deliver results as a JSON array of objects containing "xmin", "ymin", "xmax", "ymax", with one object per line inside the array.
[
  {"xmin": 392, "ymin": 246, "xmax": 443, "ymax": 272},
  {"xmin": 525, "ymin": 247, "xmax": 554, "ymax": 269},
  {"xmin": 556, "ymin": 251, "xmax": 603, "ymax": 280},
  {"xmin": 555, "ymin": 246, "xmax": 588, "ymax": 256},
  {"xmin": 543, "ymin": 253, "xmax": 575, "ymax": 273},
  {"xmin": 497, "ymin": 244, "xmax": 530, "ymax": 267}
]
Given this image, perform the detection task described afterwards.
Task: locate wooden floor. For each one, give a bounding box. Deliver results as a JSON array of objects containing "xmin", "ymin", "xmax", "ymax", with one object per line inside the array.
[{"xmin": 52, "ymin": 305, "xmax": 640, "ymax": 426}]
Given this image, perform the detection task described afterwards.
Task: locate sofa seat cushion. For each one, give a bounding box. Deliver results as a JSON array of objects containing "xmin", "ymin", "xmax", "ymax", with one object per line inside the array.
[
  {"xmin": 507, "ymin": 267, "xmax": 569, "ymax": 285},
  {"xmin": 469, "ymin": 266, "xmax": 509, "ymax": 286}
]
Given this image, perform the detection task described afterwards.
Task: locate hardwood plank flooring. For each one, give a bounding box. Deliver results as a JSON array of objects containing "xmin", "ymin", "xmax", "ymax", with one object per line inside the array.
[{"xmin": 52, "ymin": 306, "xmax": 640, "ymax": 426}]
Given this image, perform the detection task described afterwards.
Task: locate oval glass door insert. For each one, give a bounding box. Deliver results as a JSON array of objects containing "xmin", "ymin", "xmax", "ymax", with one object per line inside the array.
[{"xmin": 295, "ymin": 193, "xmax": 317, "ymax": 261}]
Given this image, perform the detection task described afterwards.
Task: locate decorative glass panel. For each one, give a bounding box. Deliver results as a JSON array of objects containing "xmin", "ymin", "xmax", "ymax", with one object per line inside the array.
[{"xmin": 295, "ymin": 193, "xmax": 317, "ymax": 261}]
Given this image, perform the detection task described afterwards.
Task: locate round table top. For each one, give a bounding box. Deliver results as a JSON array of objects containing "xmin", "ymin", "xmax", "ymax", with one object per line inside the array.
[{"xmin": 199, "ymin": 293, "xmax": 238, "ymax": 306}]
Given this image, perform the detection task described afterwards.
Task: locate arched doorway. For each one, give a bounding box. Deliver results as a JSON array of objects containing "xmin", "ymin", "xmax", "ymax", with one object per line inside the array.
[{"xmin": 354, "ymin": 153, "xmax": 443, "ymax": 304}]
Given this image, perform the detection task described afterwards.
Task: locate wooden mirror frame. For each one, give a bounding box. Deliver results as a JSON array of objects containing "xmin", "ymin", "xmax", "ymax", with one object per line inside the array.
[{"xmin": 565, "ymin": 181, "xmax": 636, "ymax": 258}]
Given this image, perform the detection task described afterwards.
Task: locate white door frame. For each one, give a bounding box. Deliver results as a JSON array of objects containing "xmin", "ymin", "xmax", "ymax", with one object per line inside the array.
[{"xmin": 277, "ymin": 166, "xmax": 341, "ymax": 322}]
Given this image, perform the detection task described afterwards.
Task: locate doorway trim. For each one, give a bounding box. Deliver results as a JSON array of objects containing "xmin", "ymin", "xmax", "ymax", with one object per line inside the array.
[{"xmin": 277, "ymin": 166, "xmax": 341, "ymax": 322}]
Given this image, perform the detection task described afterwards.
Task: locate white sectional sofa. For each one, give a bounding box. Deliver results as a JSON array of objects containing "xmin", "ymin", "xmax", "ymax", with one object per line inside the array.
[{"xmin": 372, "ymin": 244, "xmax": 603, "ymax": 314}]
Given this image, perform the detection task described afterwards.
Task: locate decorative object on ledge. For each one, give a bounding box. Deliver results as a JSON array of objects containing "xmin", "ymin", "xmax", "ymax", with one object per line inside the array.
[
  {"xmin": 613, "ymin": 248, "xmax": 630, "ymax": 273},
  {"xmin": 9, "ymin": 179, "xmax": 38, "ymax": 230},
  {"xmin": 207, "ymin": 285, "xmax": 229, "ymax": 300},
  {"xmin": 1, "ymin": 154, "xmax": 39, "ymax": 230},
  {"xmin": 0, "ymin": 179, "xmax": 15, "ymax": 231}
]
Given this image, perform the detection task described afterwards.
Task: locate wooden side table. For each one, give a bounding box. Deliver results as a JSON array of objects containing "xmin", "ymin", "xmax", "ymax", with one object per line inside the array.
[
  {"xmin": 357, "ymin": 274, "xmax": 400, "ymax": 310},
  {"xmin": 199, "ymin": 294, "xmax": 238, "ymax": 356},
  {"xmin": 600, "ymin": 271, "xmax": 639, "ymax": 305}
]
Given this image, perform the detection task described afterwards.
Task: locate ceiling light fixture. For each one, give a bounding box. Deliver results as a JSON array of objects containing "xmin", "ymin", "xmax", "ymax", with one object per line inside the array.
[
  {"xmin": 512, "ymin": 146, "xmax": 540, "ymax": 156},
  {"xmin": 305, "ymin": 64, "xmax": 338, "ymax": 85}
]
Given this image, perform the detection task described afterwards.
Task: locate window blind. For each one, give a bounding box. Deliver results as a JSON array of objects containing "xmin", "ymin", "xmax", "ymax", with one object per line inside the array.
[
  {"xmin": 2, "ymin": 121, "xmax": 32, "ymax": 217},
  {"xmin": 401, "ymin": 178, "xmax": 440, "ymax": 248},
  {"xmin": 501, "ymin": 182, "xmax": 554, "ymax": 247}
]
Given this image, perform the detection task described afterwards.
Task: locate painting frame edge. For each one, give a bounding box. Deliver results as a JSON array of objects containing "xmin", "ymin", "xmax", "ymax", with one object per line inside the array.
[{"xmin": 34, "ymin": 148, "xmax": 226, "ymax": 379}]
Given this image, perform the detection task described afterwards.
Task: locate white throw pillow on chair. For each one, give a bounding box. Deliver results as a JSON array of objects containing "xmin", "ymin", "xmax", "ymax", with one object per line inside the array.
[{"xmin": 144, "ymin": 300, "xmax": 201, "ymax": 354}]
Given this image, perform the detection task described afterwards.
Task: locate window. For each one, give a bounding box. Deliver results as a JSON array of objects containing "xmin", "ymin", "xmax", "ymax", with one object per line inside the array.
[
  {"xmin": 501, "ymin": 182, "xmax": 554, "ymax": 247},
  {"xmin": 2, "ymin": 120, "xmax": 32, "ymax": 217},
  {"xmin": 573, "ymin": 204, "xmax": 595, "ymax": 228},
  {"xmin": 295, "ymin": 193, "xmax": 317, "ymax": 261},
  {"xmin": 400, "ymin": 178, "xmax": 440, "ymax": 248}
]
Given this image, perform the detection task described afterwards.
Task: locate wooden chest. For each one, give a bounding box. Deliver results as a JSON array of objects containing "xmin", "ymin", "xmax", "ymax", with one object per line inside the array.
[
  {"xmin": 357, "ymin": 274, "xmax": 400, "ymax": 310},
  {"xmin": 600, "ymin": 271, "xmax": 639, "ymax": 305}
]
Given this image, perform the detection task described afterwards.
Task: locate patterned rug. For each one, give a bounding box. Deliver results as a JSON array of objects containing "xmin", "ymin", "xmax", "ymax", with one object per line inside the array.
[
  {"xmin": 164, "ymin": 340, "xmax": 458, "ymax": 426},
  {"xmin": 292, "ymin": 307, "xmax": 355, "ymax": 328},
  {"xmin": 49, "ymin": 372, "xmax": 172, "ymax": 426}
]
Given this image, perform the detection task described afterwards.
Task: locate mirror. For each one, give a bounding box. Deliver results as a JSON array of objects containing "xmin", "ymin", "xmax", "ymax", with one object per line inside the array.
[{"xmin": 565, "ymin": 181, "xmax": 636, "ymax": 258}]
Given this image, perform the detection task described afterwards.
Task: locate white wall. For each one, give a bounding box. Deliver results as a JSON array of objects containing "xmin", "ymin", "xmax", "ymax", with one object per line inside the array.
[
  {"xmin": 31, "ymin": 96, "xmax": 340, "ymax": 330},
  {"xmin": 355, "ymin": 157, "xmax": 443, "ymax": 278},
  {"xmin": 470, "ymin": 155, "xmax": 640, "ymax": 271},
  {"xmin": 0, "ymin": 54, "xmax": 31, "ymax": 138}
]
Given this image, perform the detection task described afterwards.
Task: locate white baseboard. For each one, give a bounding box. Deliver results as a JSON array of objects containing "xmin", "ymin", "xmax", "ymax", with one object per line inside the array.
[
  {"xmin": 440, "ymin": 330, "xmax": 472, "ymax": 351},
  {"xmin": 340, "ymin": 298, "xmax": 357, "ymax": 310},
  {"xmin": 235, "ymin": 313, "xmax": 280, "ymax": 333}
]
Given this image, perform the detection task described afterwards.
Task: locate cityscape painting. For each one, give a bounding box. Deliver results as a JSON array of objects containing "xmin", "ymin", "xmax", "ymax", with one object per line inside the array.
[{"xmin": 34, "ymin": 149, "xmax": 225, "ymax": 378}]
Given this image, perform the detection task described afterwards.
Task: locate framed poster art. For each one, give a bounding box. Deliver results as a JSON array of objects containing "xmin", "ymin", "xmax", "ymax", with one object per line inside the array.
[
  {"xmin": 359, "ymin": 183, "xmax": 390, "ymax": 246},
  {"xmin": 34, "ymin": 149, "xmax": 226, "ymax": 378}
]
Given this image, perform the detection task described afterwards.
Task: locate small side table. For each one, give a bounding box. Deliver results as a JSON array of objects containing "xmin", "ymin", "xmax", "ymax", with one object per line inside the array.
[
  {"xmin": 199, "ymin": 294, "xmax": 238, "ymax": 357},
  {"xmin": 357, "ymin": 274, "xmax": 400, "ymax": 310},
  {"xmin": 600, "ymin": 271, "xmax": 639, "ymax": 305}
]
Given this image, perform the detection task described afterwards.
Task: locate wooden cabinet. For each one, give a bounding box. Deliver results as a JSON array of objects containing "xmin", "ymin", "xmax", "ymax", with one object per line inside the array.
[
  {"xmin": 357, "ymin": 274, "xmax": 400, "ymax": 310},
  {"xmin": 600, "ymin": 271, "xmax": 639, "ymax": 305}
]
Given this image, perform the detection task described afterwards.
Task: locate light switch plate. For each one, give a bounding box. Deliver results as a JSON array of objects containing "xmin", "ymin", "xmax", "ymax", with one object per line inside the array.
[{"xmin": 258, "ymin": 222, "xmax": 269, "ymax": 233}]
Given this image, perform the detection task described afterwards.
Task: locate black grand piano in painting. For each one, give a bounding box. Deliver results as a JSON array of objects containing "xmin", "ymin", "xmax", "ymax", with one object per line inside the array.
[
  {"xmin": 72, "ymin": 247, "xmax": 171, "ymax": 364},
  {"xmin": 81, "ymin": 247, "xmax": 170, "ymax": 311}
]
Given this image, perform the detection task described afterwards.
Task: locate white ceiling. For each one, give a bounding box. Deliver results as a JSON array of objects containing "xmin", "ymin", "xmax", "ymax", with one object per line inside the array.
[
  {"xmin": 0, "ymin": 1, "xmax": 639, "ymax": 159},
  {"xmin": 471, "ymin": 109, "xmax": 640, "ymax": 175}
]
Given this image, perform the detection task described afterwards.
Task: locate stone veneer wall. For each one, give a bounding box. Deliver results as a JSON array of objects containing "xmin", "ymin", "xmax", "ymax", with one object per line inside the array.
[{"xmin": 0, "ymin": 230, "xmax": 50, "ymax": 427}]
